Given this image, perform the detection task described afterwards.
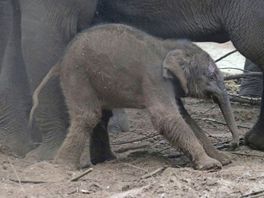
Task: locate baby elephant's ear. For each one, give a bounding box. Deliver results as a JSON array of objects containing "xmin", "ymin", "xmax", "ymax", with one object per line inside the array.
[{"xmin": 162, "ymin": 49, "xmax": 188, "ymax": 95}]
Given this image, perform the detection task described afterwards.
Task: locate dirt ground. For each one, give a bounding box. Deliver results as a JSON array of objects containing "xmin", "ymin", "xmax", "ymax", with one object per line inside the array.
[
  {"xmin": 1, "ymin": 43, "xmax": 264, "ymax": 198},
  {"xmin": 0, "ymin": 94, "xmax": 263, "ymax": 197}
]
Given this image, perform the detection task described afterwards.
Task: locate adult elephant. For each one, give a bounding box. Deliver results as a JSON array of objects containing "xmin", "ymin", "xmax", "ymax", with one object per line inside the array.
[
  {"xmin": 0, "ymin": 0, "xmax": 32, "ymax": 155},
  {"xmin": 0, "ymin": 0, "xmax": 128, "ymax": 158},
  {"xmin": 94, "ymin": 0, "xmax": 264, "ymax": 150}
]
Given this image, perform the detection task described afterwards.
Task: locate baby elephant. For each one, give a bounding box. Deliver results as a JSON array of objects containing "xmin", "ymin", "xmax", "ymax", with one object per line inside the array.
[{"xmin": 30, "ymin": 24, "xmax": 239, "ymax": 170}]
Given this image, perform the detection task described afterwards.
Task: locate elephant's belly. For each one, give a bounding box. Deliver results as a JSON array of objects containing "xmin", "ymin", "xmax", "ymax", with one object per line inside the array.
[{"xmin": 90, "ymin": 75, "xmax": 145, "ymax": 109}]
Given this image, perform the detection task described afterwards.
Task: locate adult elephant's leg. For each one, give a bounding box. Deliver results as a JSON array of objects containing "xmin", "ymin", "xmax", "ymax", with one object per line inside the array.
[
  {"xmin": 90, "ymin": 110, "xmax": 116, "ymax": 165},
  {"xmin": 0, "ymin": 0, "xmax": 33, "ymax": 155},
  {"xmin": 176, "ymin": 99, "xmax": 231, "ymax": 165},
  {"xmin": 21, "ymin": 1, "xmax": 76, "ymax": 160},
  {"xmin": 21, "ymin": 0, "xmax": 97, "ymax": 160},
  {"xmin": 26, "ymin": 79, "xmax": 69, "ymax": 160},
  {"xmin": 21, "ymin": 30, "xmax": 71, "ymax": 160},
  {"xmin": 227, "ymin": 9, "xmax": 264, "ymax": 150},
  {"xmin": 239, "ymin": 59, "xmax": 262, "ymax": 97},
  {"xmin": 245, "ymin": 77, "xmax": 264, "ymax": 150},
  {"xmin": 0, "ymin": 0, "xmax": 12, "ymax": 71}
]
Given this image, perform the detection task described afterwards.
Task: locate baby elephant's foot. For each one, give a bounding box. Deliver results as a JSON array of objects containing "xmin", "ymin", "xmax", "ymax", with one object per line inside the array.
[
  {"xmin": 211, "ymin": 151, "xmax": 231, "ymax": 166},
  {"xmin": 230, "ymin": 138, "xmax": 240, "ymax": 149},
  {"xmin": 91, "ymin": 151, "xmax": 116, "ymax": 165},
  {"xmin": 194, "ymin": 155, "xmax": 222, "ymax": 170}
]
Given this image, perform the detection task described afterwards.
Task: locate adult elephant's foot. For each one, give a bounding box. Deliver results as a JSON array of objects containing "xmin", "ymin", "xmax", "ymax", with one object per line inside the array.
[
  {"xmin": 0, "ymin": 132, "xmax": 33, "ymax": 157},
  {"xmin": 245, "ymin": 122, "xmax": 264, "ymax": 150},
  {"xmin": 25, "ymin": 141, "xmax": 62, "ymax": 161},
  {"xmin": 194, "ymin": 154, "xmax": 222, "ymax": 170},
  {"xmin": 0, "ymin": 91, "xmax": 33, "ymax": 156},
  {"xmin": 0, "ymin": 110, "xmax": 33, "ymax": 156},
  {"xmin": 25, "ymin": 126, "xmax": 66, "ymax": 161}
]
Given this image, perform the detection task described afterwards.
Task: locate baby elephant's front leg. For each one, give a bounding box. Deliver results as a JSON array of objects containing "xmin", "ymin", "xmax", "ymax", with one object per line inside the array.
[
  {"xmin": 148, "ymin": 103, "xmax": 222, "ymax": 170},
  {"xmin": 144, "ymin": 79, "xmax": 221, "ymax": 170},
  {"xmin": 176, "ymin": 98, "xmax": 231, "ymax": 165}
]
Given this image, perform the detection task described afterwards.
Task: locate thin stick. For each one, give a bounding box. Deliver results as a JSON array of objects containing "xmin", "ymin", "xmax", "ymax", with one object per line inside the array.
[
  {"xmin": 201, "ymin": 105, "xmax": 217, "ymax": 114},
  {"xmin": 196, "ymin": 118, "xmax": 250, "ymax": 129},
  {"xmin": 214, "ymin": 50, "xmax": 238, "ymax": 63},
  {"xmin": 112, "ymin": 134, "xmax": 159, "ymax": 145},
  {"xmin": 240, "ymin": 190, "xmax": 264, "ymax": 198},
  {"xmin": 122, "ymin": 163, "xmax": 148, "ymax": 173},
  {"xmin": 70, "ymin": 168, "xmax": 93, "ymax": 182},
  {"xmin": 232, "ymin": 152, "xmax": 264, "ymax": 158},
  {"xmin": 141, "ymin": 167, "xmax": 167, "ymax": 179},
  {"xmin": 9, "ymin": 178, "xmax": 46, "ymax": 184},
  {"xmin": 229, "ymin": 93, "xmax": 261, "ymax": 106},
  {"xmin": 224, "ymin": 72, "xmax": 262, "ymax": 80},
  {"xmin": 8, "ymin": 158, "xmax": 25, "ymax": 193},
  {"xmin": 115, "ymin": 144, "xmax": 148, "ymax": 153},
  {"xmin": 220, "ymin": 67, "xmax": 248, "ymax": 72}
]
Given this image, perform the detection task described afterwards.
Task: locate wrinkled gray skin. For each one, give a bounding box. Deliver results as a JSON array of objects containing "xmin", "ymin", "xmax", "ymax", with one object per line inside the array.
[
  {"xmin": 18, "ymin": 0, "xmax": 99, "ymax": 159},
  {"xmin": 0, "ymin": 0, "xmax": 11, "ymax": 72},
  {"xmin": 0, "ymin": 0, "xmax": 32, "ymax": 155},
  {"xmin": 31, "ymin": 24, "xmax": 239, "ymax": 170},
  {"xmin": 240, "ymin": 60, "xmax": 263, "ymax": 97}
]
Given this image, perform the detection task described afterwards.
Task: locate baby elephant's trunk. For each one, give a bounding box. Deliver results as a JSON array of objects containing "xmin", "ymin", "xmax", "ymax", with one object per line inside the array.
[
  {"xmin": 214, "ymin": 91, "xmax": 240, "ymax": 148},
  {"xmin": 29, "ymin": 62, "xmax": 61, "ymax": 127}
]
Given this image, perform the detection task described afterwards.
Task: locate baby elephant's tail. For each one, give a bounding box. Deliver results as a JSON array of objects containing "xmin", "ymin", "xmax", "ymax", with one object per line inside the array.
[{"xmin": 29, "ymin": 62, "xmax": 61, "ymax": 127}]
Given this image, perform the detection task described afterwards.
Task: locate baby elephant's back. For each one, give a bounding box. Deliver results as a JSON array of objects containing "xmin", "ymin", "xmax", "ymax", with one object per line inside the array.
[
  {"xmin": 65, "ymin": 24, "xmax": 155, "ymax": 108},
  {"xmin": 80, "ymin": 24, "xmax": 154, "ymax": 66}
]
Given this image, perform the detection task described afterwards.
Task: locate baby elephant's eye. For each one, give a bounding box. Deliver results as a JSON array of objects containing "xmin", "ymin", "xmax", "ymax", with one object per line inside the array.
[{"xmin": 208, "ymin": 74, "xmax": 215, "ymax": 80}]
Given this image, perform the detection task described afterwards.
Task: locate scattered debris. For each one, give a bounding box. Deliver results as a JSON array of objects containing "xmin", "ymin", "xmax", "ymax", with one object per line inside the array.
[
  {"xmin": 9, "ymin": 178, "xmax": 46, "ymax": 184},
  {"xmin": 228, "ymin": 94, "xmax": 261, "ymax": 106},
  {"xmin": 214, "ymin": 50, "xmax": 238, "ymax": 63},
  {"xmin": 112, "ymin": 134, "xmax": 159, "ymax": 145},
  {"xmin": 232, "ymin": 152, "xmax": 264, "ymax": 158},
  {"xmin": 70, "ymin": 168, "xmax": 93, "ymax": 182},
  {"xmin": 224, "ymin": 72, "xmax": 262, "ymax": 81},
  {"xmin": 141, "ymin": 167, "xmax": 167, "ymax": 179},
  {"xmin": 195, "ymin": 117, "xmax": 251, "ymax": 129},
  {"xmin": 115, "ymin": 144, "xmax": 149, "ymax": 153},
  {"xmin": 240, "ymin": 189, "xmax": 264, "ymax": 198}
]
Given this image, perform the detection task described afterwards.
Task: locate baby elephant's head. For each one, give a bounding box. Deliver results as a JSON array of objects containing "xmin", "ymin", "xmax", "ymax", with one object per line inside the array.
[
  {"xmin": 162, "ymin": 40, "xmax": 240, "ymax": 147},
  {"xmin": 163, "ymin": 40, "xmax": 225, "ymax": 99}
]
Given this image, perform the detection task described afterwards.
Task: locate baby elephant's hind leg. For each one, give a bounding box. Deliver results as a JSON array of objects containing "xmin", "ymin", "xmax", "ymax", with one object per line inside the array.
[
  {"xmin": 54, "ymin": 70, "xmax": 101, "ymax": 169},
  {"xmin": 90, "ymin": 110, "xmax": 116, "ymax": 165}
]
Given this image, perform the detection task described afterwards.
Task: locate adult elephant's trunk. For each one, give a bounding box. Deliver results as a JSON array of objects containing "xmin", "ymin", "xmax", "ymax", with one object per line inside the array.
[{"xmin": 213, "ymin": 90, "xmax": 240, "ymax": 147}]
